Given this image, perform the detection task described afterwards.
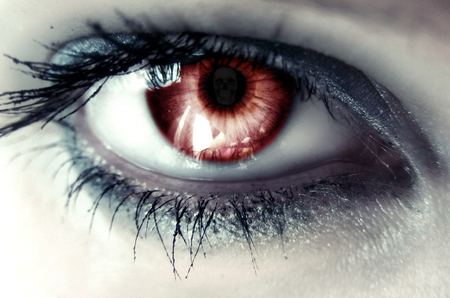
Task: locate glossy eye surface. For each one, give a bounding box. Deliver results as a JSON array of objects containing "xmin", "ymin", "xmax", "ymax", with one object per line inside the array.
[{"xmin": 83, "ymin": 60, "xmax": 378, "ymax": 181}]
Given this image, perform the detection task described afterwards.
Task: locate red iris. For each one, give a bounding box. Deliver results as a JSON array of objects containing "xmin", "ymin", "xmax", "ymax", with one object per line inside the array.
[{"xmin": 146, "ymin": 58, "xmax": 294, "ymax": 162}]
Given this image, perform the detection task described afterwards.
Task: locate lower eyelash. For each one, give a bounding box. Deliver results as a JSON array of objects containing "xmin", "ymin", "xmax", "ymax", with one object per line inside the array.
[{"xmin": 51, "ymin": 116, "xmax": 414, "ymax": 278}]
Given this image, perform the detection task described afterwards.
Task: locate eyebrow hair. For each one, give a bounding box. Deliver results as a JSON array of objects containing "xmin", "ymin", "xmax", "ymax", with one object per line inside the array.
[{"xmin": 267, "ymin": 0, "xmax": 450, "ymax": 36}]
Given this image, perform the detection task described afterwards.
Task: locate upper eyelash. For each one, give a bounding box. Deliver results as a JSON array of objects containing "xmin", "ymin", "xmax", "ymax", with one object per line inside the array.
[
  {"xmin": 0, "ymin": 30, "xmax": 355, "ymax": 138},
  {"xmin": 0, "ymin": 22, "xmax": 440, "ymax": 177}
]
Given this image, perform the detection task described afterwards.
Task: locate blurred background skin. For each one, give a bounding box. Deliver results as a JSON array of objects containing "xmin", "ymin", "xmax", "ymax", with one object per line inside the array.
[{"xmin": 0, "ymin": 0, "xmax": 449, "ymax": 297}]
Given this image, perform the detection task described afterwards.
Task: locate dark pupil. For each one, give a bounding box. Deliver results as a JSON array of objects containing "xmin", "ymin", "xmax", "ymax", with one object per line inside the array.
[{"xmin": 211, "ymin": 67, "xmax": 243, "ymax": 106}]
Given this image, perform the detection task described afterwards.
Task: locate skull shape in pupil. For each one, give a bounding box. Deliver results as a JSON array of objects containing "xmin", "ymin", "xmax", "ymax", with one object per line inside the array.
[{"xmin": 213, "ymin": 67, "xmax": 238, "ymax": 105}]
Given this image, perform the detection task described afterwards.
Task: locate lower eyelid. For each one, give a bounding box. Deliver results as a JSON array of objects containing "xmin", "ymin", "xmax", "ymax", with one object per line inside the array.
[
  {"xmin": 56, "ymin": 116, "xmax": 421, "ymax": 268},
  {"xmin": 72, "ymin": 129, "xmax": 412, "ymax": 209}
]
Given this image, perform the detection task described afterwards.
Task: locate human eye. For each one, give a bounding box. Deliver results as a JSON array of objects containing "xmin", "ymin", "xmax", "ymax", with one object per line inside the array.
[
  {"xmin": 45, "ymin": 30, "xmax": 419, "ymax": 186},
  {"xmin": 1, "ymin": 1, "xmax": 449, "ymax": 296},
  {"xmin": 0, "ymin": 20, "xmax": 437, "ymax": 268}
]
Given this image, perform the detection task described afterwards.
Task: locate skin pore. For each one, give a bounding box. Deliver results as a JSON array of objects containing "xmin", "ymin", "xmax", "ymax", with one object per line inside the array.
[{"xmin": 0, "ymin": 0, "xmax": 449, "ymax": 297}]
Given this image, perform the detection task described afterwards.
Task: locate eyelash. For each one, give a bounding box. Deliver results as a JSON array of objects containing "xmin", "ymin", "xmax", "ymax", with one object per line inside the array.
[{"xmin": 0, "ymin": 25, "xmax": 415, "ymax": 278}]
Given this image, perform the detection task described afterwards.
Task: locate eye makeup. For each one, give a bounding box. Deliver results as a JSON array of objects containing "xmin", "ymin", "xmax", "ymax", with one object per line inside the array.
[{"xmin": 0, "ymin": 26, "xmax": 440, "ymax": 277}]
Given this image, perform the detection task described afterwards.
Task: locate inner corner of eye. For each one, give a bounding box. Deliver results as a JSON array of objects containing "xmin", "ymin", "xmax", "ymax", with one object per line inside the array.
[{"xmin": 80, "ymin": 54, "xmax": 408, "ymax": 187}]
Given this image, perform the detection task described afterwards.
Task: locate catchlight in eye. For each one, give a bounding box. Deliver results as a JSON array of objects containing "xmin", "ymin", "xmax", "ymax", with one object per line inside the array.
[{"xmin": 146, "ymin": 58, "xmax": 294, "ymax": 162}]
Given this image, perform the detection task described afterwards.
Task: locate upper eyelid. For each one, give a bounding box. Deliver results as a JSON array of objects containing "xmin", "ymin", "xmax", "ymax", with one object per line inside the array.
[
  {"xmin": 0, "ymin": 16, "xmax": 443, "ymax": 180},
  {"xmin": 50, "ymin": 31, "xmax": 442, "ymax": 176}
]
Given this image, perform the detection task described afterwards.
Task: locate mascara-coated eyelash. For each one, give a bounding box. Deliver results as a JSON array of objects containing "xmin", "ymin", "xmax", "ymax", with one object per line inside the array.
[
  {"xmin": 0, "ymin": 26, "xmax": 438, "ymax": 278},
  {"xmin": 0, "ymin": 31, "xmax": 392, "ymax": 136}
]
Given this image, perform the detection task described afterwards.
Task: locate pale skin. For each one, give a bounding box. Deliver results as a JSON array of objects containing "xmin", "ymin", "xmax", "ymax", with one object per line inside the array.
[{"xmin": 0, "ymin": 0, "xmax": 450, "ymax": 297}]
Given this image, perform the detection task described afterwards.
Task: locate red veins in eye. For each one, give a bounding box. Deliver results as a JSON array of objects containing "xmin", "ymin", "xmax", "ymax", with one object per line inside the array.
[{"xmin": 146, "ymin": 58, "xmax": 294, "ymax": 162}]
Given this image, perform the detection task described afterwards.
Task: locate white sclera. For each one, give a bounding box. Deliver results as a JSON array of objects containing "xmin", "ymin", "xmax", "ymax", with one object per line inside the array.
[{"xmin": 85, "ymin": 70, "xmax": 358, "ymax": 181}]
